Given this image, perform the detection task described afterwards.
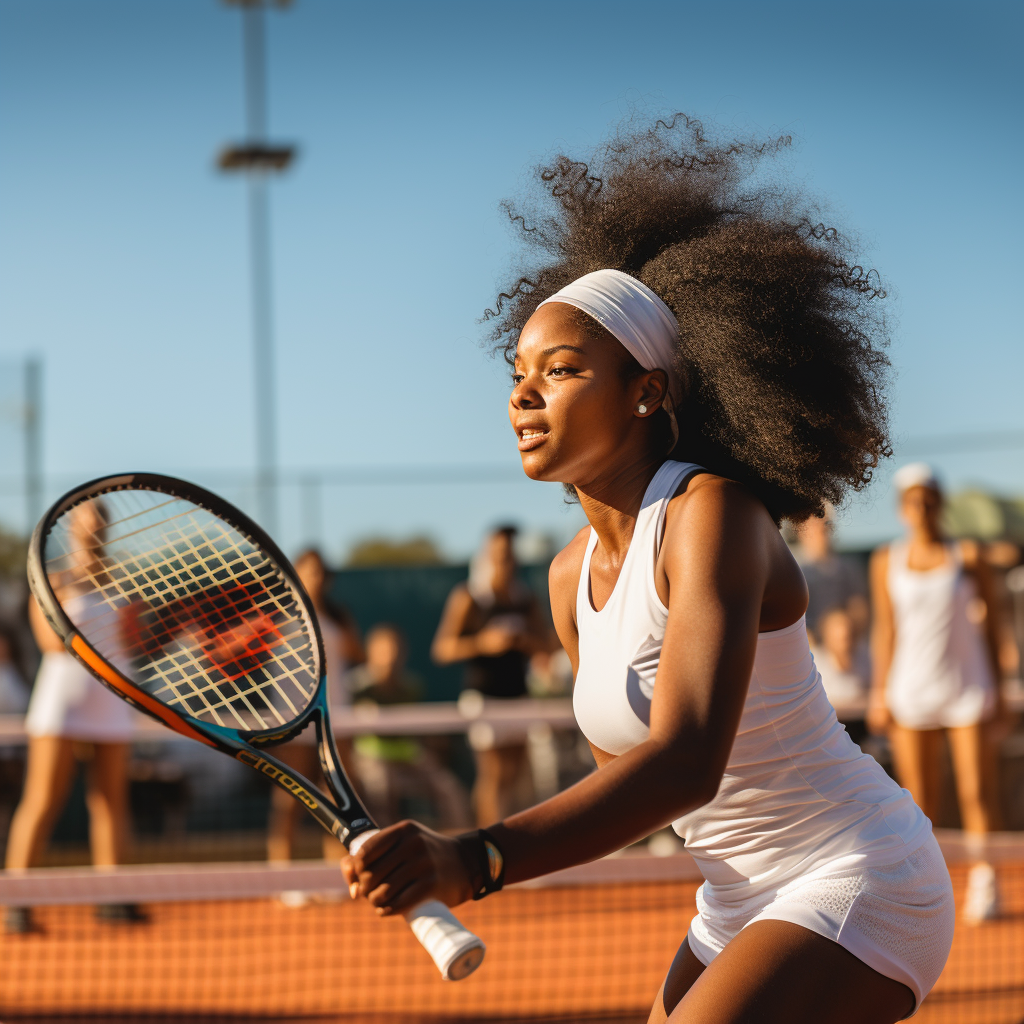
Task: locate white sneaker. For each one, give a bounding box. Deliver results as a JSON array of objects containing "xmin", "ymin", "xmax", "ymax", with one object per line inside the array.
[{"xmin": 963, "ymin": 863, "xmax": 999, "ymax": 924}]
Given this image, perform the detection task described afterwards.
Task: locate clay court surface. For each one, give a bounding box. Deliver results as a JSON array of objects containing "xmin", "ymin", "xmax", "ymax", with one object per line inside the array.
[{"xmin": 0, "ymin": 862, "xmax": 1020, "ymax": 1024}]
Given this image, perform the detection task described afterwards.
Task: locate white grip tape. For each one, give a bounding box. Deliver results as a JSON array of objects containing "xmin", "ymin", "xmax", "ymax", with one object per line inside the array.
[{"xmin": 348, "ymin": 829, "xmax": 486, "ymax": 981}]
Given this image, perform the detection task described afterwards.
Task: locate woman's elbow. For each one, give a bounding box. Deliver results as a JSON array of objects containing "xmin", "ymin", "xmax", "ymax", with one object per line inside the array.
[
  {"xmin": 689, "ymin": 772, "xmax": 722, "ymax": 809},
  {"xmin": 431, "ymin": 638, "xmax": 459, "ymax": 665},
  {"xmin": 649, "ymin": 743, "xmax": 722, "ymax": 811}
]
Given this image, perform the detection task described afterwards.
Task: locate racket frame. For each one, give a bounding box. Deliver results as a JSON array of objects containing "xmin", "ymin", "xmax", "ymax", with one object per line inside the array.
[{"xmin": 27, "ymin": 472, "xmax": 377, "ymax": 847}]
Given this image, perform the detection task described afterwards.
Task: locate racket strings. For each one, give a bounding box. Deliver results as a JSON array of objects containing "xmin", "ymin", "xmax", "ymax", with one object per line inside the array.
[{"xmin": 44, "ymin": 490, "xmax": 319, "ymax": 732}]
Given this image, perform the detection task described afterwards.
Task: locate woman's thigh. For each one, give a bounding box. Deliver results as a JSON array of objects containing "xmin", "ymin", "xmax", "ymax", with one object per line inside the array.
[
  {"xmin": 86, "ymin": 742, "xmax": 129, "ymax": 801},
  {"xmin": 888, "ymin": 725, "xmax": 944, "ymax": 821},
  {"xmin": 666, "ymin": 920, "xmax": 915, "ymax": 1024},
  {"xmin": 21, "ymin": 736, "xmax": 76, "ymax": 806},
  {"xmin": 947, "ymin": 722, "xmax": 1002, "ymax": 833},
  {"xmin": 648, "ymin": 939, "xmax": 705, "ymax": 1024}
]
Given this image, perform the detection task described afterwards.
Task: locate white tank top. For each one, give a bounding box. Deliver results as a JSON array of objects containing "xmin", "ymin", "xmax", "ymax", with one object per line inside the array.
[
  {"xmin": 573, "ymin": 461, "xmax": 929, "ymax": 891},
  {"xmin": 886, "ymin": 542, "xmax": 995, "ymax": 730}
]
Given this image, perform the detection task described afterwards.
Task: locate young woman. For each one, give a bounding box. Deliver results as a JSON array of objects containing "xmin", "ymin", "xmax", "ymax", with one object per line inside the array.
[
  {"xmin": 869, "ymin": 463, "xmax": 1005, "ymax": 923},
  {"xmin": 342, "ymin": 117, "xmax": 955, "ymax": 1023},
  {"xmin": 6, "ymin": 501, "xmax": 140, "ymax": 931}
]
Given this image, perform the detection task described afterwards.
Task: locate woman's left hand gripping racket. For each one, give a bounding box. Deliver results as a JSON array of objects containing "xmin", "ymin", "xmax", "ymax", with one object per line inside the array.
[{"xmin": 27, "ymin": 473, "xmax": 485, "ymax": 981}]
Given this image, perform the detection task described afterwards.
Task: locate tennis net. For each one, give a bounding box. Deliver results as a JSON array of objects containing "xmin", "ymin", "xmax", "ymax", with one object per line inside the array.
[{"xmin": 0, "ymin": 832, "xmax": 1021, "ymax": 1024}]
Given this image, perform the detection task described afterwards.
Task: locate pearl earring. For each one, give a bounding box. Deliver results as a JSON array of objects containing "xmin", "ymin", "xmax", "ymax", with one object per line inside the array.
[{"xmin": 637, "ymin": 404, "xmax": 647, "ymax": 414}]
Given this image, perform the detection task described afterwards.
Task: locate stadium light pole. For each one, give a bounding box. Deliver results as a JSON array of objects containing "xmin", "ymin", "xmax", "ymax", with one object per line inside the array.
[
  {"xmin": 23, "ymin": 357, "xmax": 43, "ymax": 532},
  {"xmin": 218, "ymin": 0, "xmax": 295, "ymax": 535}
]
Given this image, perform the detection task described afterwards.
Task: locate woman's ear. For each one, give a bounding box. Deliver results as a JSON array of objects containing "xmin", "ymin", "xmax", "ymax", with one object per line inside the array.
[{"xmin": 633, "ymin": 369, "xmax": 668, "ymax": 417}]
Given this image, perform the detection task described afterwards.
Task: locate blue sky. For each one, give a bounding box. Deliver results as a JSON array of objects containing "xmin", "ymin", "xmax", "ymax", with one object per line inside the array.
[{"xmin": 0, "ymin": 0, "xmax": 1021, "ymax": 558}]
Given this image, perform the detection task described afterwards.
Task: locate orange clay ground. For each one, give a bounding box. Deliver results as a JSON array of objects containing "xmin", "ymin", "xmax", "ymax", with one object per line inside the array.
[{"xmin": 0, "ymin": 863, "xmax": 1020, "ymax": 1024}]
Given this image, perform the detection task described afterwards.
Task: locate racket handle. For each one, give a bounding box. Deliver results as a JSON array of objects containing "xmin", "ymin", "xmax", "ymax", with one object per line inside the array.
[{"xmin": 348, "ymin": 829, "xmax": 486, "ymax": 981}]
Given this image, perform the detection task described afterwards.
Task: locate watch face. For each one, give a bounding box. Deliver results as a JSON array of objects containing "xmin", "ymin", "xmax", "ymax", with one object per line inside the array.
[{"xmin": 484, "ymin": 839, "xmax": 504, "ymax": 882}]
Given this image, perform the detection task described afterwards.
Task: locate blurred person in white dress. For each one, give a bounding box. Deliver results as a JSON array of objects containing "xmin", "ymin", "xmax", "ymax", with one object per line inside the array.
[
  {"xmin": 266, "ymin": 549, "xmax": 364, "ymax": 863},
  {"xmin": 4, "ymin": 501, "xmax": 140, "ymax": 932},
  {"xmin": 869, "ymin": 464, "xmax": 1009, "ymax": 923}
]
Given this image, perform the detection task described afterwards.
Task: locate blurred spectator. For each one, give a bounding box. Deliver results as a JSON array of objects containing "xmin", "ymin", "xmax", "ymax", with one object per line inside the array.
[
  {"xmin": 811, "ymin": 608, "xmax": 870, "ymax": 745},
  {"xmin": 266, "ymin": 549, "xmax": 364, "ymax": 864},
  {"xmin": 527, "ymin": 648, "xmax": 573, "ymax": 698},
  {"xmin": 432, "ymin": 526, "xmax": 553, "ymax": 825},
  {"xmin": 349, "ymin": 624, "xmax": 471, "ymax": 829},
  {"xmin": 869, "ymin": 463, "xmax": 1007, "ymax": 924},
  {"xmin": 982, "ymin": 540, "xmax": 1023, "ymax": 678},
  {"xmin": 0, "ymin": 623, "xmax": 29, "ymax": 855},
  {"xmin": 1008, "ymin": 562, "xmax": 1024, "ymax": 677},
  {"xmin": 792, "ymin": 507, "xmax": 869, "ymax": 640},
  {"xmin": 5, "ymin": 501, "xmax": 139, "ymax": 932},
  {"xmin": 0, "ymin": 623, "xmax": 28, "ymax": 714}
]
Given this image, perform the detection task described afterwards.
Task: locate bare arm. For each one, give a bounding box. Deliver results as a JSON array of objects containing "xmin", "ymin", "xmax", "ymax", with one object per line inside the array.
[
  {"xmin": 431, "ymin": 586, "xmax": 495, "ymax": 664},
  {"xmin": 343, "ymin": 480, "xmax": 779, "ymax": 911},
  {"xmin": 29, "ymin": 596, "xmax": 64, "ymax": 654},
  {"xmin": 518, "ymin": 596, "xmax": 559, "ymax": 657},
  {"xmin": 488, "ymin": 480, "xmax": 768, "ymax": 881},
  {"xmin": 867, "ymin": 547, "xmax": 894, "ymax": 733},
  {"xmin": 960, "ymin": 541, "xmax": 1005, "ymax": 711}
]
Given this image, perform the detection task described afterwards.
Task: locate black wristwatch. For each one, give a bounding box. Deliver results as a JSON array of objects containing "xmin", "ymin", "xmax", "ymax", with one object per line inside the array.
[{"xmin": 456, "ymin": 828, "xmax": 506, "ymax": 900}]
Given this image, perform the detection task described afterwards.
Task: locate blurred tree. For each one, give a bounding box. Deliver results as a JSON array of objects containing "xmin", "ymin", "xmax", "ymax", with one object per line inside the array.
[
  {"xmin": 944, "ymin": 490, "xmax": 1024, "ymax": 545},
  {"xmin": 345, "ymin": 536, "xmax": 445, "ymax": 567},
  {"xmin": 0, "ymin": 526, "xmax": 27, "ymax": 579}
]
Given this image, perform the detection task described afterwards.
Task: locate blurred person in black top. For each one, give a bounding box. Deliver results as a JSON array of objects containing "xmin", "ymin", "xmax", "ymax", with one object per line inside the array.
[{"xmin": 433, "ymin": 526, "xmax": 553, "ymax": 824}]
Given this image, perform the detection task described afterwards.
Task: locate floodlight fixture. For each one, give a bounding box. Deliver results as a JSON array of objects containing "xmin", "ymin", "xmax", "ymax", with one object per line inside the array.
[{"xmin": 218, "ymin": 144, "xmax": 296, "ymax": 172}]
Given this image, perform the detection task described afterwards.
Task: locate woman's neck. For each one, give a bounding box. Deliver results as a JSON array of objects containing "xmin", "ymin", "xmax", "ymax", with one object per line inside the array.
[
  {"xmin": 575, "ymin": 455, "xmax": 664, "ymax": 563},
  {"xmin": 908, "ymin": 524, "xmax": 944, "ymax": 547}
]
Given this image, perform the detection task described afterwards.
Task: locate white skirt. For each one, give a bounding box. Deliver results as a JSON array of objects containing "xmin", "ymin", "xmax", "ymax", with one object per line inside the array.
[
  {"xmin": 25, "ymin": 652, "xmax": 138, "ymax": 743},
  {"xmin": 687, "ymin": 834, "xmax": 954, "ymax": 1016}
]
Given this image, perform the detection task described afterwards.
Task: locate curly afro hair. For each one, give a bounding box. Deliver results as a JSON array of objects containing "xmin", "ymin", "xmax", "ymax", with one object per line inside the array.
[{"xmin": 484, "ymin": 115, "xmax": 892, "ymax": 522}]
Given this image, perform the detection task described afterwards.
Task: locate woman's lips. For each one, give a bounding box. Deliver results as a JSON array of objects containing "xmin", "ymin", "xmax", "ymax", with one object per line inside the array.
[{"xmin": 517, "ymin": 429, "xmax": 549, "ymax": 452}]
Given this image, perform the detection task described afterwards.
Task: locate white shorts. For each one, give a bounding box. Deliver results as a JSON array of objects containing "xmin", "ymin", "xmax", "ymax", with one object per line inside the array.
[
  {"xmin": 687, "ymin": 836, "xmax": 954, "ymax": 1016},
  {"xmin": 25, "ymin": 652, "xmax": 138, "ymax": 743}
]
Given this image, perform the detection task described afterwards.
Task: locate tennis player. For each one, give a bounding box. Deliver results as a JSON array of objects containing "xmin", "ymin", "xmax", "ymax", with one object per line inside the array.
[{"xmin": 343, "ymin": 117, "xmax": 955, "ymax": 1023}]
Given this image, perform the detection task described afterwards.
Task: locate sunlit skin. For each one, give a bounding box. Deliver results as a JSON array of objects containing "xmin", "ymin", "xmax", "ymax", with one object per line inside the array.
[
  {"xmin": 868, "ymin": 484, "xmax": 1007, "ymax": 860},
  {"xmin": 342, "ymin": 303, "xmax": 916, "ymax": 1023},
  {"xmin": 6, "ymin": 500, "xmax": 131, "ymax": 878}
]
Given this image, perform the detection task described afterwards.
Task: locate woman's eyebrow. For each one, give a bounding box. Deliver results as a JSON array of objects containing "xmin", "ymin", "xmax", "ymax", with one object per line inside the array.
[{"xmin": 541, "ymin": 345, "xmax": 586, "ymax": 356}]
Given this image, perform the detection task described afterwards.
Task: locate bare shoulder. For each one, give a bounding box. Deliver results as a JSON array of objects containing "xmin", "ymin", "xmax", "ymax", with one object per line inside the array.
[
  {"xmin": 549, "ymin": 526, "xmax": 592, "ymax": 592},
  {"xmin": 442, "ymin": 582, "xmax": 473, "ymax": 613},
  {"xmin": 664, "ymin": 472, "xmax": 773, "ymax": 538}
]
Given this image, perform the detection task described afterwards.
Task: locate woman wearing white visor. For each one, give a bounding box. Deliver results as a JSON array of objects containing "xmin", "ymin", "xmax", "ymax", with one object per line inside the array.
[
  {"xmin": 869, "ymin": 463, "xmax": 1006, "ymax": 923},
  {"xmin": 343, "ymin": 117, "xmax": 954, "ymax": 1023}
]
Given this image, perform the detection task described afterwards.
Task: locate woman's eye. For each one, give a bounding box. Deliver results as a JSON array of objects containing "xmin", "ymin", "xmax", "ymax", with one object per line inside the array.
[{"xmin": 511, "ymin": 374, "xmax": 524, "ymax": 386}]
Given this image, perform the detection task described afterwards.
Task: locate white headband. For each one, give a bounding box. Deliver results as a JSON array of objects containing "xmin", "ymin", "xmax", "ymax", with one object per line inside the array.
[
  {"xmin": 893, "ymin": 462, "xmax": 941, "ymax": 494},
  {"xmin": 538, "ymin": 269, "xmax": 681, "ymax": 440}
]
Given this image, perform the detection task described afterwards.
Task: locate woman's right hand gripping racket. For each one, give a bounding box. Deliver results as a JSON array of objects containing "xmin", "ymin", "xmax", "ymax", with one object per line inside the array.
[{"xmin": 26, "ymin": 473, "xmax": 485, "ymax": 981}]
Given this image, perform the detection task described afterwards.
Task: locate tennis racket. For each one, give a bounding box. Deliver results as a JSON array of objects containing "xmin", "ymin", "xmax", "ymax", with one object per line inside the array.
[{"xmin": 27, "ymin": 473, "xmax": 485, "ymax": 981}]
